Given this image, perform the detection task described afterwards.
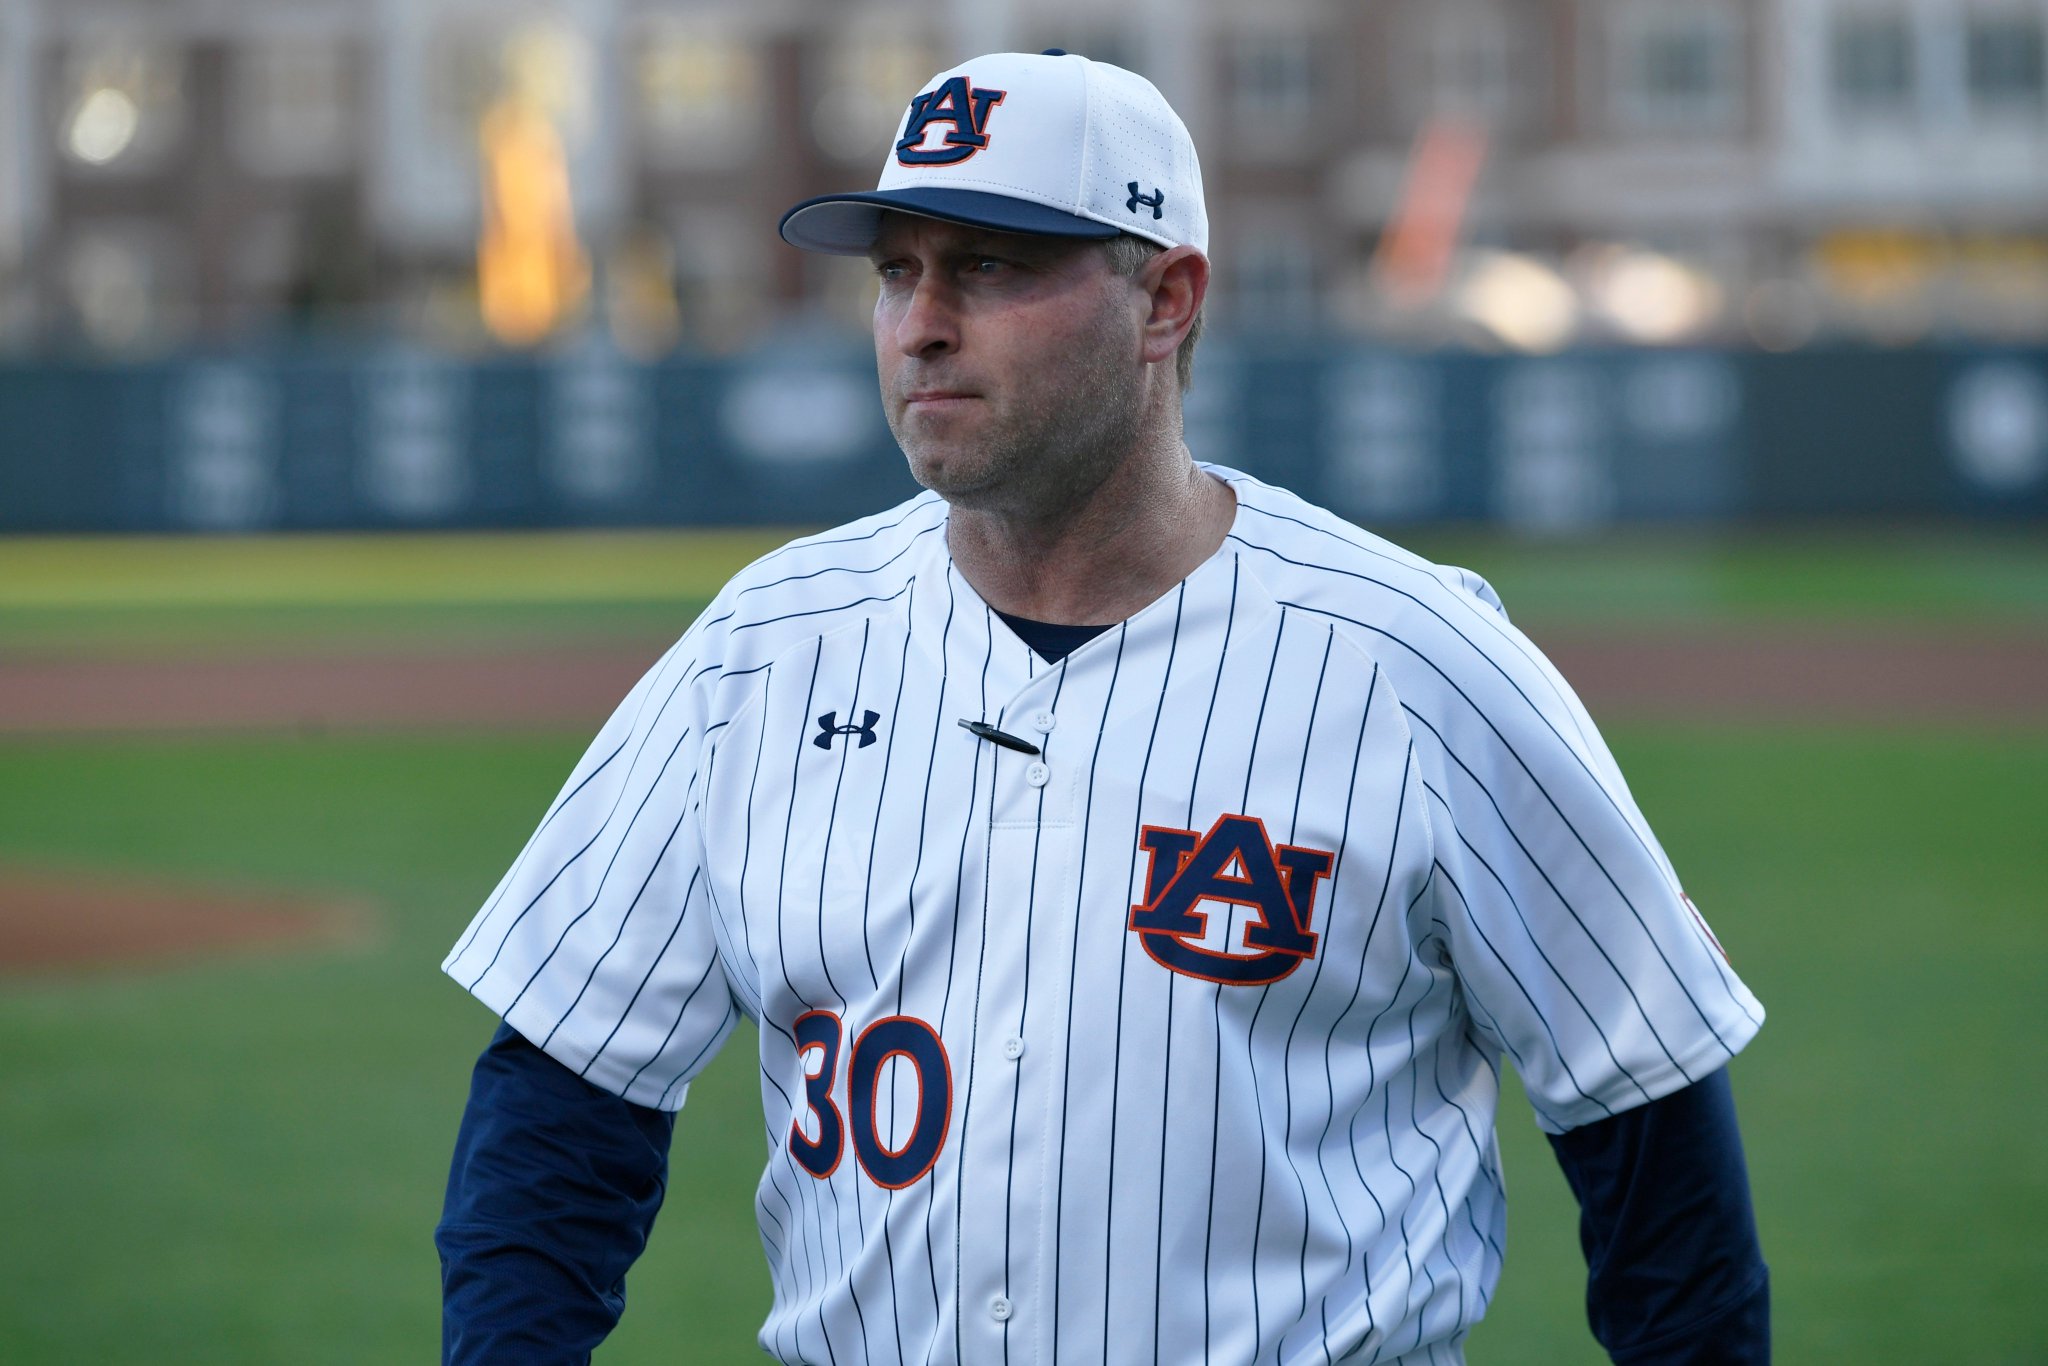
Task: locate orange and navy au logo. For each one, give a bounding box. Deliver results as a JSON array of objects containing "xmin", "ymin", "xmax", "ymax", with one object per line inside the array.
[
  {"xmin": 896, "ymin": 76, "xmax": 1007, "ymax": 166},
  {"xmin": 1128, "ymin": 815, "xmax": 1335, "ymax": 986}
]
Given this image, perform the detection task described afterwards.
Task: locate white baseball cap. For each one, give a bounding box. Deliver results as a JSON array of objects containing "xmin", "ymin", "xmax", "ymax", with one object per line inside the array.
[{"xmin": 779, "ymin": 49, "xmax": 1208, "ymax": 256}]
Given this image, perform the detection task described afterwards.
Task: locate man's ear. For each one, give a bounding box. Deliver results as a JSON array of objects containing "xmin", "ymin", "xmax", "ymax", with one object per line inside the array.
[{"xmin": 1138, "ymin": 247, "xmax": 1208, "ymax": 368}]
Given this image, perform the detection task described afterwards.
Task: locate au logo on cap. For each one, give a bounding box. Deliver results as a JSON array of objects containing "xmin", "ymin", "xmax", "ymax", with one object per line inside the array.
[{"xmin": 896, "ymin": 76, "xmax": 1007, "ymax": 166}]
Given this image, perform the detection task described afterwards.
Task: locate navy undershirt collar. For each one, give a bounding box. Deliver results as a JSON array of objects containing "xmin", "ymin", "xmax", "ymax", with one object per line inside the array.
[{"xmin": 995, "ymin": 610, "xmax": 1115, "ymax": 664}]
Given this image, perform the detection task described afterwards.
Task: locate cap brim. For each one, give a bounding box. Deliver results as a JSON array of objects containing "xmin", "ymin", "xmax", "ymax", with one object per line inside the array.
[{"xmin": 779, "ymin": 187, "xmax": 1121, "ymax": 255}]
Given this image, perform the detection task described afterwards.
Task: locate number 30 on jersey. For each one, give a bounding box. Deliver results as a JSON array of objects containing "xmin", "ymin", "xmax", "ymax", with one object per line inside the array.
[{"xmin": 789, "ymin": 1012, "xmax": 952, "ymax": 1190}]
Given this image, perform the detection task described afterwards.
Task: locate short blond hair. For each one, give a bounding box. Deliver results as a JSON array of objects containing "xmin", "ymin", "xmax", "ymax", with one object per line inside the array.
[{"xmin": 1101, "ymin": 235, "xmax": 1204, "ymax": 392}]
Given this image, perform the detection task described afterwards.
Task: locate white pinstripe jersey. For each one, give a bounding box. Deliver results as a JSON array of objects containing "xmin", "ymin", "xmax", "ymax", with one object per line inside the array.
[{"xmin": 444, "ymin": 464, "xmax": 1763, "ymax": 1366}]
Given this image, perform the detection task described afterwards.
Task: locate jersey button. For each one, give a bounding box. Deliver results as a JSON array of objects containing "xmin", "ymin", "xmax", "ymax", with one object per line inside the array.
[
  {"xmin": 1029, "ymin": 710, "xmax": 1055, "ymax": 733},
  {"xmin": 1024, "ymin": 762, "xmax": 1049, "ymax": 787},
  {"xmin": 1002, "ymin": 1036, "xmax": 1025, "ymax": 1060},
  {"xmin": 989, "ymin": 1295, "xmax": 1013, "ymax": 1323}
]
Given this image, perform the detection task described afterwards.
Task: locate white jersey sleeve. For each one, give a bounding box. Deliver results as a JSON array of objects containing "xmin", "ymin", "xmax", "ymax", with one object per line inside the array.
[
  {"xmin": 441, "ymin": 607, "xmax": 744, "ymax": 1111},
  {"xmin": 1402, "ymin": 573, "xmax": 1764, "ymax": 1134}
]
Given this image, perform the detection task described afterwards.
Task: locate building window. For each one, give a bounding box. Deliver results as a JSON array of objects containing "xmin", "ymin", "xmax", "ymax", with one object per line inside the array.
[
  {"xmin": 1017, "ymin": 28, "xmax": 1139, "ymax": 77},
  {"xmin": 427, "ymin": 27, "xmax": 509, "ymax": 150},
  {"xmin": 1231, "ymin": 31, "xmax": 1317, "ymax": 126},
  {"xmin": 634, "ymin": 25, "xmax": 764, "ymax": 168},
  {"xmin": 1967, "ymin": 12, "xmax": 2046, "ymax": 113},
  {"xmin": 425, "ymin": 23, "xmax": 593, "ymax": 169},
  {"xmin": 1830, "ymin": 12, "xmax": 1915, "ymax": 117},
  {"xmin": 1229, "ymin": 229, "xmax": 1319, "ymax": 331},
  {"xmin": 233, "ymin": 37, "xmax": 355, "ymax": 176},
  {"xmin": 1611, "ymin": 4, "xmax": 1746, "ymax": 136},
  {"xmin": 63, "ymin": 224, "xmax": 187, "ymax": 349},
  {"xmin": 1411, "ymin": 8, "xmax": 1522, "ymax": 125},
  {"xmin": 810, "ymin": 38, "xmax": 937, "ymax": 165},
  {"xmin": 669, "ymin": 206, "xmax": 769, "ymax": 346},
  {"xmin": 57, "ymin": 41, "xmax": 187, "ymax": 173}
]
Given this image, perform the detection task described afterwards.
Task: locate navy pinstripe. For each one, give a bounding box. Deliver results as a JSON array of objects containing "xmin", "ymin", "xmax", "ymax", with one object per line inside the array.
[
  {"xmin": 1103, "ymin": 583, "xmax": 1183, "ymax": 1361},
  {"xmin": 1180, "ymin": 559, "xmax": 1238, "ymax": 1363},
  {"xmin": 1047, "ymin": 621, "xmax": 1125, "ymax": 1366}
]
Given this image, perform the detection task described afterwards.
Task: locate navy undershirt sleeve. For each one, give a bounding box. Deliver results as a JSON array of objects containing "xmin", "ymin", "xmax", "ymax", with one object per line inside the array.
[
  {"xmin": 436, "ymin": 1021, "xmax": 674, "ymax": 1365},
  {"xmin": 1547, "ymin": 1067, "xmax": 1769, "ymax": 1364}
]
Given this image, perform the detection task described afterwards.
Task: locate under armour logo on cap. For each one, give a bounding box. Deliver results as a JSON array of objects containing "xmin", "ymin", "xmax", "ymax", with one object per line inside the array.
[{"xmin": 1127, "ymin": 183, "xmax": 1164, "ymax": 219}]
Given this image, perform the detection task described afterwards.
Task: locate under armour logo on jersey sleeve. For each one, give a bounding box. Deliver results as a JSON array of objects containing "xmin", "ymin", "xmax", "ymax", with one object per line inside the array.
[{"xmin": 1127, "ymin": 814, "xmax": 1334, "ymax": 985}]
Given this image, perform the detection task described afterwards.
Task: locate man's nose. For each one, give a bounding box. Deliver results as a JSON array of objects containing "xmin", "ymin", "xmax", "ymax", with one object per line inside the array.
[{"xmin": 893, "ymin": 275, "xmax": 960, "ymax": 359}]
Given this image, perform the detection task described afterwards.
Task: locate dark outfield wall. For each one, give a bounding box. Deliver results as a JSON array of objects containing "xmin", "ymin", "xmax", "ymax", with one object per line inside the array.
[{"xmin": 1, "ymin": 339, "xmax": 2043, "ymax": 533}]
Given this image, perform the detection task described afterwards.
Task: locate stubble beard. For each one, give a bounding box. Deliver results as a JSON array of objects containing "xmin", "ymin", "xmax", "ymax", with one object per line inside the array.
[{"xmin": 890, "ymin": 306, "xmax": 1147, "ymax": 522}]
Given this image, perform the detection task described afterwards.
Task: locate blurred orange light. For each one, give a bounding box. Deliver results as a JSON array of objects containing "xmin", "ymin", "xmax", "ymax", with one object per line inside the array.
[
  {"xmin": 1813, "ymin": 230, "xmax": 1937, "ymax": 302},
  {"xmin": 1373, "ymin": 119, "xmax": 1489, "ymax": 311},
  {"xmin": 477, "ymin": 94, "xmax": 588, "ymax": 347}
]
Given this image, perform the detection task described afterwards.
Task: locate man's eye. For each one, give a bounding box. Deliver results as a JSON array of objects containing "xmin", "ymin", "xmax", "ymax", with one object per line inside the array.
[{"xmin": 971, "ymin": 258, "xmax": 1007, "ymax": 274}]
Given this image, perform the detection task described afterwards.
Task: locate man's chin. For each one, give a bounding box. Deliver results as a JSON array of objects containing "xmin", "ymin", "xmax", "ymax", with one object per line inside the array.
[{"xmin": 901, "ymin": 443, "xmax": 998, "ymax": 501}]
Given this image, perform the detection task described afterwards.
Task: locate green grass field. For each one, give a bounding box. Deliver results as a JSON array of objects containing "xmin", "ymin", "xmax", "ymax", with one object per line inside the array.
[
  {"xmin": 0, "ymin": 525, "xmax": 2042, "ymax": 654},
  {"xmin": 1, "ymin": 530, "xmax": 2043, "ymax": 1363}
]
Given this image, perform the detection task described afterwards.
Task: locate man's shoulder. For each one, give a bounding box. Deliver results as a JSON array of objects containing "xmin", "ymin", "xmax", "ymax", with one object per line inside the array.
[
  {"xmin": 1219, "ymin": 468, "xmax": 1511, "ymax": 635},
  {"xmin": 725, "ymin": 492, "xmax": 947, "ymax": 591},
  {"xmin": 1222, "ymin": 468, "xmax": 1608, "ymax": 769},
  {"xmin": 693, "ymin": 491, "xmax": 947, "ymax": 649}
]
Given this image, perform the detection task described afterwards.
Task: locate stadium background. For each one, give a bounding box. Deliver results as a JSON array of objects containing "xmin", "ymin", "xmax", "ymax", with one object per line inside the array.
[{"xmin": 1, "ymin": 0, "xmax": 2043, "ymax": 1361}]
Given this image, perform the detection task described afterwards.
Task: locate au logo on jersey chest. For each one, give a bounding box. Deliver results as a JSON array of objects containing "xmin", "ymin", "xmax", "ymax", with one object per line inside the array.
[{"xmin": 1128, "ymin": 815, "xmax": 1334, "ymax": 986}]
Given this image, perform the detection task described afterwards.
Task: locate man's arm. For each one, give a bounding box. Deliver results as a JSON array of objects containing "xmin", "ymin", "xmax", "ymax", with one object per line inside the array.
[
  {"xmin": 436, "ymin": 1021, "xmax": 675, "ymax": 1365},
  {"xmin": 1547, "ymin": 1067, "xmax": 1769, "ymax": 1365}
]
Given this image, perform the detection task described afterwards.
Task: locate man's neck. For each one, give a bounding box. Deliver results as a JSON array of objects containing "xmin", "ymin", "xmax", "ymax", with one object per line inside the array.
[{"xmin": 943, "ymin": 451, "xmax": 1236, "ymax": 626}]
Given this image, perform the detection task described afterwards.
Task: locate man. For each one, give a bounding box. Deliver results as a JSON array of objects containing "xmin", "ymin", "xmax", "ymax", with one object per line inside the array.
[{"xmin": 438, "ymin": 50, "xmax": 1768, "ymax": 1365}]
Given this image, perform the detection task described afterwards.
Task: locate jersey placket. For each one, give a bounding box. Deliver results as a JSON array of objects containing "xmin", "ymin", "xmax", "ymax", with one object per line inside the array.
[{"xmin": 947, "ymin": 640, "xmax": 1078, "ymax": 1364}]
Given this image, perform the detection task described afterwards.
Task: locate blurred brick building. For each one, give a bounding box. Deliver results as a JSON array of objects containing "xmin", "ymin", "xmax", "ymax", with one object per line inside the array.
[{"xmin": 1, "ymin": 0, "xmax": 2044, "ymax": 354}]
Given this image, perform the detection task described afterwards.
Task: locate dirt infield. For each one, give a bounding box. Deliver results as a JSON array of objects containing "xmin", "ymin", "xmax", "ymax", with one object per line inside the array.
[
  {"xmin": 0, "ymin": 864, "xmax": 367, "ymax": 975},
  {"xmin": 1532, "ymin": 624, "xmax": 2048, "ymax": 723},
  {"xmin": 0, "ymin": 626, "xmax": 2042, "ymax": 734},
  {"xmin": 1, "ymin": 625, "xmax": 2036, "ymax": 972}
]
